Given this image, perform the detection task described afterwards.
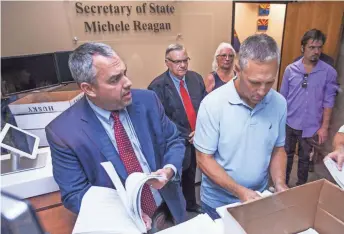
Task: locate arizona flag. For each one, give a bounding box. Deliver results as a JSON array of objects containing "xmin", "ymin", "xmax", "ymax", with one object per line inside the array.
[
  {"xmin": 233, "ymin": 30, "xmax": 241, "ymax": 53},
  {"xmin": 258, "ymin": 4, "xmax": 270, "ymax": 16},
  {"xmin": 257, "ymin": 19, "xmax": 269, "ymax": 31}
]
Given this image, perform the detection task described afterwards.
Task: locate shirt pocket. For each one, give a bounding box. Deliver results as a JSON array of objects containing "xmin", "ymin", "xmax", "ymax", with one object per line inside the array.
[{"xmin": 258, "ymin": 120, "xmax": 276, "ymax": 151}]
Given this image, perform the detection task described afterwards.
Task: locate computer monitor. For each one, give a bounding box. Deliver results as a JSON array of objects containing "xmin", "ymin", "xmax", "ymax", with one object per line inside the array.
[
  {"xmin": 0, "ymin": 123, "xmax": 39, "ymax": 159},
  {"xmin": 54, "ymin": 51, "xmax": 75, "ymax": 83},
  {"xmin": 1, "ymin": 53, "xmax": 60, "ymax": 97},
  {"xmin": 1, "ymin": 191, "xmax": 45, "ymax": 234}
]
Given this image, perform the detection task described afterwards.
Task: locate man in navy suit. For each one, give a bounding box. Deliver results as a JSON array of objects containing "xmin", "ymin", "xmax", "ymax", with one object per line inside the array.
[
  {"xmin": 148, "ymin": 44, "xmax": 206, "ymax": 214},
  {"xmin": 45, "ymin": 42, "xmax": 187, "ymax": 229}
]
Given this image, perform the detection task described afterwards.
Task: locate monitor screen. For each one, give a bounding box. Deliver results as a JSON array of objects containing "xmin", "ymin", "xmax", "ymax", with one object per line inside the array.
[
  {"xmin": 1, "ymin": 126, "xmax": 36, "ymax": 155},
  {"xmin": 1, "ymin": 53, "xmax": 59, "ymax": 97},
  {"xmin": 54, "ymin": 51, "xmax": 75, "ymax": 83}
]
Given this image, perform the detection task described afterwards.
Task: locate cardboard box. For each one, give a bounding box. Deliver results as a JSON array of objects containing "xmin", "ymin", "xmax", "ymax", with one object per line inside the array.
[
  {"xmin": 8, "ymin": 90, "xmax": 83, "ymax": 146},
  {"xmin": 222, "ymin": 179, "xmax": 344, "ymax": 234},
  {"xmin": 8, "ymin": 90, "xmax": 83, "ymax": 115}
]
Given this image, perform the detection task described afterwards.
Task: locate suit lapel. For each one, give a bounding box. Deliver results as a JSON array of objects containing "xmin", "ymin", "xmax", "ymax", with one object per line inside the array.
[
  {"xmin": 126, "ymin": 100, "xmax": 156, "ymax": 172},
  {"xmin": 79, "ymin": 97, "xmax": 128, "ymax": 180},
  {"xmin": 185, "ymin": 73, "xmax": 199, "ymax": 111}
]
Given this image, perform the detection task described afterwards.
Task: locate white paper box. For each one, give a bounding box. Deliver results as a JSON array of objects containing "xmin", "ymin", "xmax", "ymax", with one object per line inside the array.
[
  {"xmin": 9, "ymin": 90, "xmax": 83, "ymax": 115},
  {"xmin": 14, "ymin": 112, "xmax": 62, "ymax": 130}
]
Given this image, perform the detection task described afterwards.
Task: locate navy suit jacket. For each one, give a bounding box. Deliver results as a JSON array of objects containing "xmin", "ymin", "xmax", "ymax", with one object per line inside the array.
[
  {"xmin": 148, "ymin": 70, "xmax": 206, "ymax": 169},
  {"xmin": 45, "ymin": 89, "xmax": 186, "ymax": 223}
]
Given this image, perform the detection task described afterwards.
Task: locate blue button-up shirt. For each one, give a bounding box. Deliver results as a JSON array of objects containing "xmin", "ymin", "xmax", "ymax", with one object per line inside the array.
[
  {"xmin": 194, "ymin": 78, "xmax": 287, "ymax": 208},
  {"xmin": 169, "ymin": 71, "xmax": 190, "ymax": 101},
  {"xmin": 87, "ymin": 98, "xmax": 176, "ymax": 206},
  {"xmin": 280, "ymin": 59, "xmax": 338, "ymax": 137}
]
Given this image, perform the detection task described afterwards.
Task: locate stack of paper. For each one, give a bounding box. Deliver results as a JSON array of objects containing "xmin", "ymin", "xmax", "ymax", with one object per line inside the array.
[
  {"xmin": 156, "ymin": 214, "xmax": 222, "ymax": 234},
  {"xmin": 72, "ymin": 162, "xmax": 167, "ymax": 234},
  {"xmin": 101, "ymin": 162, "xmax": 166, "ymax": 233},
  {"xmin": 216, "ymin": 190, "xmax": 273, "ymax": 218},
  {"xmin": 324, "ymin": 158, "xmax": 344, "ymax": 189},
  {"xmin": 72, "ymin": 186, "xmax": 141, "ymax": 234},
  {"xmin": 298, "ymin": 228, "xmax": 319, "ymax": 234}
]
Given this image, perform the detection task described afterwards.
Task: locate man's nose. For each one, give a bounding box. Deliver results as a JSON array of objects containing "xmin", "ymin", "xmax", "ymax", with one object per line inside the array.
[{"xmin": 123, "ymin": 76, "xmax": 132, "ymax": 88}]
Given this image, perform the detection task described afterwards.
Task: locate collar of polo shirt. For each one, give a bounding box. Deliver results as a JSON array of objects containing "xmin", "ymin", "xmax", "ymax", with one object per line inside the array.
[{"xmin": 226, "ymin": 77, "xmax": 272, "ymax": 107}]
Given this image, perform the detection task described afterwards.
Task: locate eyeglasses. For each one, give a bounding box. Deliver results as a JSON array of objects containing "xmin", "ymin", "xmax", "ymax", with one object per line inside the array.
[
  {"xmin": 166, "ymin": 57, "xmax": 190, "ymax": 65},
  {"xmin": 302, "ymin": 74, "xmax": 308, "ymax": 88},
  {"xmin": 217, "ymin": 54, "xmax": 235, "ymax": 59}
]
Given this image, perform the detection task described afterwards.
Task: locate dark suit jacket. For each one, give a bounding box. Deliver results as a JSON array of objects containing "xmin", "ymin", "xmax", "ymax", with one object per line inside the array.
[
  {"xmin": 45, "ymin": 90, "xmax": 186, "ymax": 224},
  {"xmin": 148, "ymin": 70, "xmax": 206, "ymax": 169}
]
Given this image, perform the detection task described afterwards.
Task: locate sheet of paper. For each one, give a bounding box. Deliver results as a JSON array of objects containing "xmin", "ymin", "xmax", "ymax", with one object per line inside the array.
[
  {"xmin": 125, "ymin": 172, "xmax": 167, "ymax": 232},
  {"xmin": 100, "ymin": 162, "xmax": 130, "ymax": 212},
  {"xmin": 324, "ymin": 158, "xmax": 344, "ymax": 189},
  {"xmin": 72, "ymin": 186, "xmax": 141, "ymax": 234},
  {"xmin": 216, "ymin": 190, "xmax": 273, "ymax": 218},
  {"xmin": 156, "ymin": 214, "xmax": 221, "ymax": 234},
  {"xmin": 298, "ymin": 228, "xmax": 319, "ymax": 234}
]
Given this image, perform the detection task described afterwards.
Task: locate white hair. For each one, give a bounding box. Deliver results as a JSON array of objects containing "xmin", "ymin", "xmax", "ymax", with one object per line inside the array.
[{"xmin": 211, "ymin": 42, "xmax": 236, "ymax": 72}]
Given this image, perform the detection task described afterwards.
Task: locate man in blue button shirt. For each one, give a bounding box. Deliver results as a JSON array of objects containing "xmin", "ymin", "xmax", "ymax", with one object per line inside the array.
[{"xmin": 194, "ymin": 34, "xmax": 289, "ymax": 220}]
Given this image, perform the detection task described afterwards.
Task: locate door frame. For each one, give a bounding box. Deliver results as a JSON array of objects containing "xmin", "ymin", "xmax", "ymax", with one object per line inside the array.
[{"xmin": 231, "ymin": 1, "xmax": 290, "ymax": 91}]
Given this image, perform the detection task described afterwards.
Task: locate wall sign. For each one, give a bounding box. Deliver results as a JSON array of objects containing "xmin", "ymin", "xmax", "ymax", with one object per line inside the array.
[{"xmin": 75, "ymin": 2, "xmax": 175, "ymax": 33}]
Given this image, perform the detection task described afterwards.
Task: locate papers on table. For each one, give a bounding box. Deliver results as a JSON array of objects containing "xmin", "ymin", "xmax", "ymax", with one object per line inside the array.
[
  {"xmin": 298, "ymin": 228, "xmax": 319, "ymax": 234},
  {"xmin": 324, "ymin": 157, "xmax": 344, "ymax": 189},
  {"xmin": 156, "ymin": 214, "xmax": 222, "ymax": 234}
]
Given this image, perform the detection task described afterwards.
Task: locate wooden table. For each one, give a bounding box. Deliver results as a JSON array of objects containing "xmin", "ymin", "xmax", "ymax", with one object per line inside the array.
[{"xmin": 28, "ymin": 191, "xmax": 77, "ymax": 234}]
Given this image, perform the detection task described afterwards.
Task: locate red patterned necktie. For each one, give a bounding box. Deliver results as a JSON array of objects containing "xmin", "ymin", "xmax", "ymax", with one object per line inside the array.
[
  {"xmin": 111, "ymin": 111, "xmax": 157, "ymax": 217},
  {"xmin": 179, "ymin": 80, "xmax": 196, "ymax": 131}
]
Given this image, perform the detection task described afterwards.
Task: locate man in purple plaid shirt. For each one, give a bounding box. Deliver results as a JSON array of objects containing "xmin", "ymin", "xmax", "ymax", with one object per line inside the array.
[{"xmin": 280, "ymin": 29, "xmax": 338, "ymax": 186}]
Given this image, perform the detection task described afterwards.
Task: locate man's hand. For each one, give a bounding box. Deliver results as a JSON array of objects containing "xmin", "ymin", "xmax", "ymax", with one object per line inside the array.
[
  {"xmin": 317, "ymin": 127, "xmax": 328, "ymax": 144},
  {"xmin": 147, "ymin": 168, "xmax": 173, "ymax": 189},
  {"xmin": 325, "ymin": 148, "xmax": 344, "ymax": 171},
  {"xmin": 188, "ymin": 131, "xmax": 195, "ymax": 144},
  {"xmin": 275, "ymin": 183, "xmax": 289, "ymax": 192},
  {"xmin": 237, "ymin": 187, "xmax": 261, "ymax": 202},
  {"xmin": 142, "ymin": 212, "xmax": 152, "ymax": 231}
]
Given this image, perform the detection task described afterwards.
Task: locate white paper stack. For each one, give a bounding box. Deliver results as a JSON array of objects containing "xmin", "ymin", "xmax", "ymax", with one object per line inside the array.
[
  {"xmin": 324, "ymin": 158, "xmax": 344, "ymax": 189},
  {"xmin": 72, "ymin": 186, "xmax": 141, "ymax": 234},
  {"xmin": 298, "ymin": 228, "xmax": 319, "ymax": 234},
  {"xmin": 156, "ymin": 213, "xmax": 222, "ymax": 234}
]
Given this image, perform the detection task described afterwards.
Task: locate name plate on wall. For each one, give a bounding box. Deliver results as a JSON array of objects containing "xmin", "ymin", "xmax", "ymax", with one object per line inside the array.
[{"xmin": 68, "ymin": 1, "xmax": 180, "ymax": 42}]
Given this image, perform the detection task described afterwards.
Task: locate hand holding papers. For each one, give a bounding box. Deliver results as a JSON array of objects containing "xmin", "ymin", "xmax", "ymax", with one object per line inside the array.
[
  {"xmin": 72, "ymin": 162, "xmax": 167, "ymax": 234},
  {"xmin": 101, "ymin": 161, "xmax": 166, "ymax": 233}
]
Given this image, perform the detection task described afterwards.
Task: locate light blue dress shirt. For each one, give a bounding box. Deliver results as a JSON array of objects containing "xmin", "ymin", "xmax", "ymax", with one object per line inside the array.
[
  {"xmin": 87, "ymin": 98, "xmax": 177, "ymax": 206},
  {"xmin": 194, "ymin": 78, "xmax": 287, "ymax": 209},
  {"xmin": 169, "ymin": 71, "xmax": 190, "ymax": 101}
]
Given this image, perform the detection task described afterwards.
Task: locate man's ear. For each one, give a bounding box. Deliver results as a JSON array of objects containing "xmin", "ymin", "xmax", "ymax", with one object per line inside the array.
[
  {"xmin": 301, "ymin": 46, "xmax": 304, "ymax": 53},
  {"xmin": 80, "ymin": 82, "xmax": 96, "ymax": 97}
]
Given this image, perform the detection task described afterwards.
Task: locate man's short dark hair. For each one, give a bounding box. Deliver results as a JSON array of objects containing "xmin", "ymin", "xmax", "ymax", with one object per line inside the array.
[{"xmin": 301, "ymin": 29, "xmax": 326, "ymax": 47}]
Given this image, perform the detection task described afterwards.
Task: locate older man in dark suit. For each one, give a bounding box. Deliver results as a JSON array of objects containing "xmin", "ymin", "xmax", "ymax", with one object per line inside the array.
[{"xmin": 148, "ymin": 44, "xmax": 206, "ymax": 214}]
